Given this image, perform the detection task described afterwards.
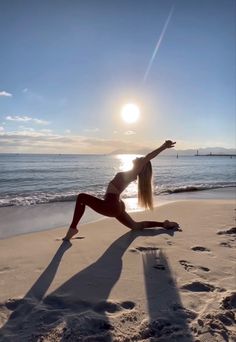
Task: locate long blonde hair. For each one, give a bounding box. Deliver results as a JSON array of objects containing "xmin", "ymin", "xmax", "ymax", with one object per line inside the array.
[{"xmin": 137, "ymin": 161, "xmax": 153, "ymax": 210}]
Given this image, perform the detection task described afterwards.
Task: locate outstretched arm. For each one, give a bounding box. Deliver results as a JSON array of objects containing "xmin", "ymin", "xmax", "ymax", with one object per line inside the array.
[
  {"xmin": 144, "ymin": 140, "xmax": 176, "ymax": 163},
  {"xmin": 132, "ymin": 140, "xmax": 176, "ymax": 174}
]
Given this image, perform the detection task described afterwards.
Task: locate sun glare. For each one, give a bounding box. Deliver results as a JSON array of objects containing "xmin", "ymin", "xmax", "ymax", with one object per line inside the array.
[
  {"xmin": 121, "ymin": 103, "xmax": 140, "ymax": 123},
  {"xmin": 117, "ymin": 154, "xmax": 140, "ymax": 171}
]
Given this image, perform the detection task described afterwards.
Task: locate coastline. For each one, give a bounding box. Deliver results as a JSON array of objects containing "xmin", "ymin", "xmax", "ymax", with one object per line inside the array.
[
  {"xmin": 0, "ymin": 197, "xmax": 235, "ymax": 341},
  {"xmin": 0, "ymin": 187, "xmax": 235, "ymax": 240}
]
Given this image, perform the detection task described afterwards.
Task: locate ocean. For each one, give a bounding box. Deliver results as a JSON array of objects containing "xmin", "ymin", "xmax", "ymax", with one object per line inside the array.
[{"xmin": 0, "ymin": 153, "xmax": 235, "ymax": 238}]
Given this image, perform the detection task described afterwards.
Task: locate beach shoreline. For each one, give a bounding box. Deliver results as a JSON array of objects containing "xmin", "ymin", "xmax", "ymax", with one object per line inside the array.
[{"xmin": 0, "ymin": 187, "xmax": 235, "ymax": 240}]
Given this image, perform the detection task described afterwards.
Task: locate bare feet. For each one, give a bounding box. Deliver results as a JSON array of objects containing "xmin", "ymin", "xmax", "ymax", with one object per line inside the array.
[
  {"xmin": 163, "ymin": 220, "xmax": 180, "ymax": 230},
  {"xmin": 63, "ymin": 227, "xmax": 78, "ymax": 241}
]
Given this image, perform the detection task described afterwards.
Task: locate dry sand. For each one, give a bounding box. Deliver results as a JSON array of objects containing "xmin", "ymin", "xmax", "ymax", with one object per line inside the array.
[{"xmin": 0, "ymin": 199, "xmax": 235, "ymax": 341}]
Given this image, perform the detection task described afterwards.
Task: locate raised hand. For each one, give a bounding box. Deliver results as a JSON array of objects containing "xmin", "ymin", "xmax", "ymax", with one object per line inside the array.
[{"xmin": 164, "ymin": 140, "xmax": 176, "ymax": 148}]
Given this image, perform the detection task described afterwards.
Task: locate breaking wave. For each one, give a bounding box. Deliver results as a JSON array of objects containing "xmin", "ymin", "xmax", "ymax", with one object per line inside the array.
[{"xmin": 0, "ymin": 182, "xmax": 235, "ymax": 208}]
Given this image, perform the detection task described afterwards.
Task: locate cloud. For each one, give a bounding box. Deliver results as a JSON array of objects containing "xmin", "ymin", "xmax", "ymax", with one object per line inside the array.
[
  {"xmin": 0, "ymin": 91, "xmax": 12, "ymax": 97},
  {"xmin": 0, "ymin": 129, "xmax": 148, "ymax": 154},
  {"xmin": 124, "ymin": 130, "xmax": 136, "ymax": 135},
  {"xmin": 0, "ymin": 126, "xmax": 4, "ymax": 132},
  {"xmin": 6, "ymin": 115, "xmax": 50, "ymax": 125},
  {"xmin": 34, "ymin": 118, "xmax": 50, "ymax": 125},
  {"xmin": 65, "ymin": 129, "xmax": 71, "ymax": 134},
  {"xmin": 40, "ymin": 129, "xmax": 53, "ymax": 133},
  {"xmin": 19, "ymin": 126, "xmax": 35, "ymax": 132},
  {"xmin": 84, "ymin": 128, "xmax": 99, "ymax": 133}
]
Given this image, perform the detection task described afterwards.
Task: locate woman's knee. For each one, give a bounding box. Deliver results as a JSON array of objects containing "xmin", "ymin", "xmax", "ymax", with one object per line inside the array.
[
  {"xmin": 77, "ymin": 193, "xmax": 87, "ymax": 204},
  {"xmin": 128, "ymin": 221, "xmax": 144, "ymax": 230},
  {"xmin": 132, "ymin": 222, "xmax": 143, "ymax": 230}
]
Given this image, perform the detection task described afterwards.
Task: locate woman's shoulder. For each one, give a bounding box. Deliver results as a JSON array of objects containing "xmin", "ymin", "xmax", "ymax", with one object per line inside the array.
[
  {"xmin": 114, "ymin": 170, "xmax": 135, "ymax": 180},
  {"xmin": 123, "ymin": 170, "xmax": 137, "ymax": 181}
]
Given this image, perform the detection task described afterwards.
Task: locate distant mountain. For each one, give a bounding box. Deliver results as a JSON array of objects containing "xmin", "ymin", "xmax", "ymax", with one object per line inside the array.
[
  {"xmin": 108, "ymin": 148, "xmax": 150, "ymax": 155},
  {"xmin": 109, "ymin": 147, "xmax": 236, "ymax": 156}
]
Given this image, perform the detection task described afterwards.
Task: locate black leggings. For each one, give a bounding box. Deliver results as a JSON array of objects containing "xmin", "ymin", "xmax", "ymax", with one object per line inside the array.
[{"xmin": 70, "ymin": 192, "xmax": 164, "ymax": 230}]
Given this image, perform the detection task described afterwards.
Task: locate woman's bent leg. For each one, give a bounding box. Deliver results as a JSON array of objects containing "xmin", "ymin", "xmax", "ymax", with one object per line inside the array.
[
  {"xmin": 69, "ymin": 194, "xmax": 86, "ymax": 229},
  {"xmin": 63, "ymin": 193, "xmax": 121, "ymax": 240}
]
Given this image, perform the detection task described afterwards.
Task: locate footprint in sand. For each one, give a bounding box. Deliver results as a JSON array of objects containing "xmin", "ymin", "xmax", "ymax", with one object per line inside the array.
[
  {"xmin": 217, "ymin": 227, "xmax": 236, "ymax": 236},
  {"xmin": 166, "ymin": 240, "xmax": 173, "ymax": 246},
  {"xmin": 220, "ymin": 292, "xmax": 236, "ymax": 310},
  {"xmin": 132, "ymin": 247, "xmax": 167, "ymax": 271},
  {"xmin": 179, "ymin": 260, "xmax": 210, "ymax": 273},
  {"xmin": 94, "ymin": 300, "xmax": 135, "ymax": 313},
  {"xmin": 171, "ymin": 303, "xmax": 198, "ymax": 320},
  {"xmin": 191, "ymin": 246, "xmax": 211, "ymax": 252},
  {"xmin": 217, "ymin": 227, "xmax": 236, "ymax": 248},
  {"xmin": 181, "ymin": 281, "xmax": 215, "ymax": 292},
  {"xmin": 135, "ymin": 246, "xmax": 159, "ymax": 252},
  {"xmin": 5, "ymin": 298, "xmax": 26, "ymax": 310},
  {"xmin": 219, "ymin": 241, "xmax": 233, "ymax": 248},
  {"xmin": 0, "ymin": 266, "xmax": 14, "ymax": 274},
  {"xmin": 153, "ymin": 264, "xmax": 166, "ymax": 270}
]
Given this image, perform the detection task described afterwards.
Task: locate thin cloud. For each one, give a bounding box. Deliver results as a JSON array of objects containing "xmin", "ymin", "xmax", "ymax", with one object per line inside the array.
[
  {"xmin": 19, "ymin": 126, "xmax": 35, "ymax": 132},
  {"xmin": 84, "ymin": 128, "xmax": 99, "ymax": 133},
  {"xmin": 0, "ymin": 126, "xmax": 4, "ymax": 132},
  {"xmin": 65, "ymin": 129, "xmax": 71, "ymax": 134},
  {"xmin": 6, "ymin": 115, "xmax": 50, "ymax": 125},
  {"xmin": 124, "ymin": 130, "xmax": 136, "ymax": 135},
  {"xmin": 0, "ymin": 129, "xmax": 148, "ymax": 154},
  {"xmin": 40, "ymin": 129, "xmax": 53, "ymax": 133},
  {"xmin": 0, "ymin": 91, "xmax": 12, "ymax": 97},
  {"xmin": 33, "ymin": 118, "xmax": 50, "ymax": 125}
]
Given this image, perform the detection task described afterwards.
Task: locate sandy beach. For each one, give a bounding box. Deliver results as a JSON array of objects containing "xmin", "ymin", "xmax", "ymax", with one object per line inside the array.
[{"xmin": 0, "ymin": 199, "xmax": 235, "ymax": 341}]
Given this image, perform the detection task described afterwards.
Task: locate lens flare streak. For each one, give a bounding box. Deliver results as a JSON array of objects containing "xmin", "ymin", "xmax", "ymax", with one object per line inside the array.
[{"xmin": 143, "ymin": 5, "xmax": 175, "ymax": 82}]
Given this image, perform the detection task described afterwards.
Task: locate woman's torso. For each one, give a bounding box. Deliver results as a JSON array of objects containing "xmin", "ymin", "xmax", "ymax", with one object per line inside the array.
[{"xmin": 105, "ymin": 171, "xmax": 137, "ymax": 196}]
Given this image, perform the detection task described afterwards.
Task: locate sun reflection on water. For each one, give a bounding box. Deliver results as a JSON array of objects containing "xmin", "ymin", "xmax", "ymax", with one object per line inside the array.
[{"xmin": 116, "ymin": 154, "xmax": 142, "ymax": 171}]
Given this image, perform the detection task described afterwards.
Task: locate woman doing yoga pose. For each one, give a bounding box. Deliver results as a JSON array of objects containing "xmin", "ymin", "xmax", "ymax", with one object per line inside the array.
[{"xmin": 63, "ymin": 140, "xmax": 179, "ymax": 241}]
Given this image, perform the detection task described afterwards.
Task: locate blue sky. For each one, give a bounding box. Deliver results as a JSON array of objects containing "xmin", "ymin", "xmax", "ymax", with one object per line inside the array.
[{"xmin": 0, "ymin": 0, "xmax": 235, "ymax": 153}]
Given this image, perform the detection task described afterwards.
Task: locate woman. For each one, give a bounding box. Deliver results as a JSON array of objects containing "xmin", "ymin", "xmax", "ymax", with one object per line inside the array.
[{"xmin": 63, "ymin": 140, "xmax": 179, "ymax": 241}]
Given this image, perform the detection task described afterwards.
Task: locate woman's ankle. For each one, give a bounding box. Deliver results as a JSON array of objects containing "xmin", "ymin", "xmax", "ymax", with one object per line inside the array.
[{"xmin": 69, "ymin": 226, "xmax": 78, "ymax": 230}]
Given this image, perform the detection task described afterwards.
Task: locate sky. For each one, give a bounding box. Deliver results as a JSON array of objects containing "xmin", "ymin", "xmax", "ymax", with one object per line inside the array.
[{"xmin": 0, "ymin": 0, "xmax": 235, "ymax": 154}]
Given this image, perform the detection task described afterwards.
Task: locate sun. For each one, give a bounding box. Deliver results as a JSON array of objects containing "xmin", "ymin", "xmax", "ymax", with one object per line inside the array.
[{"xmin": 121, "ymin": 103, "xmax": 140, "ymax": 123}]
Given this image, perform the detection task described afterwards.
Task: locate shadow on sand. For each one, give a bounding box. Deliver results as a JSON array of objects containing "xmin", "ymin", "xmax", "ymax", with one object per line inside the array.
[
  {"xmin": 0, "ymin": 228, "xmax": 194, "ymax": 341},
  {"xmin": 141, "ymin": 248, "xmax": 195, "ymax": 341}
]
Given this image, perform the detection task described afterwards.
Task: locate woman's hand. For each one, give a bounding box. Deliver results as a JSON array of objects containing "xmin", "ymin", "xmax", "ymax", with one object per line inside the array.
[
  {"xmin": 163, "ymin": 140, "xmax": 176, "ymax": 149},
  {"xmin": 144, "ymin": 140, "xmax": 176, "ymax": 162}
]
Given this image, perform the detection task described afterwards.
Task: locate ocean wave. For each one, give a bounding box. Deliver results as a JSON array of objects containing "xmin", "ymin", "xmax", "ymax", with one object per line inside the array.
[
  {"xmin": 157, "ymin": 183, "xmax": 236, "ymax": 195},
  {"xmin": 0, "ymin": 192, "xmax": 79, "ymax": 207},
  {"xmin": 0, "ymin": 182, "xmax": 235, "ymax": 208}
]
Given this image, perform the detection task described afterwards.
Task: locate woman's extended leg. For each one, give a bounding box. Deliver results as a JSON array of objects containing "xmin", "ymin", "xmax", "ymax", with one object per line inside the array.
[
  {"xmin": 63, "ymin": 193, "xmax": 121, "ymax": 240},
  {"xmin": 116, "ymin": 211, "xmax": 163, "ymax": 230},
  {"xmin": 116, "ymin": 211, "xmax": 179, "ymax": 230}
]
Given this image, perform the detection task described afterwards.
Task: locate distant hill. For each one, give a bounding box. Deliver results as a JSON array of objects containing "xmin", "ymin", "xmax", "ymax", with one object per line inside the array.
[
  {"xmin": 108, "ymin": 148, "xmax": 150, "ymax": 155},
  {"xmin": 109, "ymin": 147, "xmax": 236, "ymax": 156}
]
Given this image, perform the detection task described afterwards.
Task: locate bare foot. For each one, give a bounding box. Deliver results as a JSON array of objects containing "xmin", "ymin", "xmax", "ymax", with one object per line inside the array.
[
  {"xmin": 63, "ymin": 227, "xmax": 78, "ymax": 241},
  {"xmin": 163, "ymin": 220, "xmax": 180, "ymax": 230}
]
